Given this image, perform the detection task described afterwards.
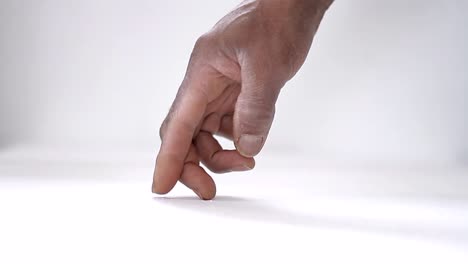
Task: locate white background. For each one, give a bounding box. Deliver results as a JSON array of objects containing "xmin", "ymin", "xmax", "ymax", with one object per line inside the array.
[
  {"xmin": 1, "ymin": 1, "xmax": 467, "ymax": 263},
  {"xmin": 1, "ymin": 0, "xmax": 467, "ymax": 163}
]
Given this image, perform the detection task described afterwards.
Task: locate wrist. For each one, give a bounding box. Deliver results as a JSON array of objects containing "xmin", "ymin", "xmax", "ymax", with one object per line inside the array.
[
  {"xmin": 256, "ymin": 0, "xmax": 333, "ymax": 14},
  {"xmin": 256, "ymin": 0, "xmax": 332, "ymax": 26},
  {"xmin": 254, "ymin": 0, "xmax": 332, "ymax": 36},
  {"xmin": 290, "ymin": 0, "xmax": 334, "ymax": 11}
]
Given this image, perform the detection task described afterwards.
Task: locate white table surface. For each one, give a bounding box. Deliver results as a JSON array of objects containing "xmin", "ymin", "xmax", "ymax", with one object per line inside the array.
[{"xmin": 1, "ymin": 145, "xmax": 467, "ymax": 264}]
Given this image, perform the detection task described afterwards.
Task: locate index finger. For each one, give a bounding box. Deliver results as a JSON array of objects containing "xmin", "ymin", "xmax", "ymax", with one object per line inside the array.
[{"xmin": 152, "ymin": 79, "xmax": 207, "ymax": 194}]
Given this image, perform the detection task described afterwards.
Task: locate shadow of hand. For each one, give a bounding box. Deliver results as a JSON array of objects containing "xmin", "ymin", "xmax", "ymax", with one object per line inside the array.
[{"xmin": 154, "ymin": 195, "xmax": 468, "ymax": 244}]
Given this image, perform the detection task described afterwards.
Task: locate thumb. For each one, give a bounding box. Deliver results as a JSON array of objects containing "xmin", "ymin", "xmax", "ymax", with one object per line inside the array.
[{"xmin": 233, "ymin": 65, "xmax": 283, "ymax": 158}]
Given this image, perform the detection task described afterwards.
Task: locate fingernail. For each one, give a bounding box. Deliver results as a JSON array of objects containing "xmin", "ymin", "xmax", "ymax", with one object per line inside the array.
[
  {"xmin": 195, "ymin": 190, "xmax": 204, "ymax": 200},
  {"xmin": 231, "ymin": 164, "xmax": 254, "ymax": 172},
  {"xmin": 237, "ymin": 134, "xmax": 263, "ymax": 157}
]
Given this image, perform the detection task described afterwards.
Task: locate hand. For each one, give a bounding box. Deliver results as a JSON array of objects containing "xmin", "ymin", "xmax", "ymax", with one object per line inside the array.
[{"xmin": 152, "ymin": 0, "xmax": 332, "ymax": 199}]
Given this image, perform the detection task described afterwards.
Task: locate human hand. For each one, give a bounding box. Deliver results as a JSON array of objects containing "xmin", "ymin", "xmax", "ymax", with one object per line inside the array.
[{"xmin": 152, "ymin": 0, "xmax": 333, "ymax": 199}]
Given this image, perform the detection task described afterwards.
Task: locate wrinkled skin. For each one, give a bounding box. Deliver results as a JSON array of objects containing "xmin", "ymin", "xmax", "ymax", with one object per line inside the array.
[{"xmin": 152, "ymin": 0, "xmax": 333, "ymax": 199}]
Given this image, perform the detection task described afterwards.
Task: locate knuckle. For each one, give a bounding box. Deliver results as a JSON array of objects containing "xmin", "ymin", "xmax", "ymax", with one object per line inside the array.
[
  {"xmin": 250, "ymin": 33, "xmax": 302, "ymax": 81},
  {"xmin": 193, "ymin": 33, "xmax": 213, "ymax": 54},
  {"xmin": 159, "ymin": 118, "xmax": 168, "ymax": 140},
  {"xmin": 279, "ymin": 42, "xmax": 301, "ymax": 79},
  {"xmin": 237, "ymin": 99, "xmax": 275, "ymax": 129}
]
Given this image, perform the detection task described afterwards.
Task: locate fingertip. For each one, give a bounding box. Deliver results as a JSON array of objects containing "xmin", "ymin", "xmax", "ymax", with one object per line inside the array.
[
  {"xmin": 180, "ymin": 163, "xmax": 217, "ymax": 200},
  {"xmin": 230, "ymin": 157, "xmax": 255, "ymax": 172},
  {"xmin": 235, "ymin": 134, "xmax": 264, "ymax": 157},
  {"xmin": 247, "ymin": 157, "xmax": 256, "ymax": 169},
  {"xmin": 195, "ymin": 187, "xmax": 216, "ymax": 200},
  {"xmin": 151, "ymin": 170, "xmax": 167, "ymax": 195},
  {"xmin": 248, "ymin": 159, "xmax": 256, "ymax": 170},
  {"xmin": 195, "ymin": 179, "xmax": 216, "ymax": 200},
  {"xmin": 151, "ymin": 181, "xmax": 170, "ymax": 195},
  {"xmin": 152, "ymin": 155, "xmax": 182, "ymax": 195}
]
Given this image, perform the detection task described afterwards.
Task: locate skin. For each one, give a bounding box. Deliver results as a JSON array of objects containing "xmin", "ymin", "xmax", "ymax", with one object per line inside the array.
[{"xmin": 152, "ymin": 0, "xmax": 334, "ymax": 200}]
